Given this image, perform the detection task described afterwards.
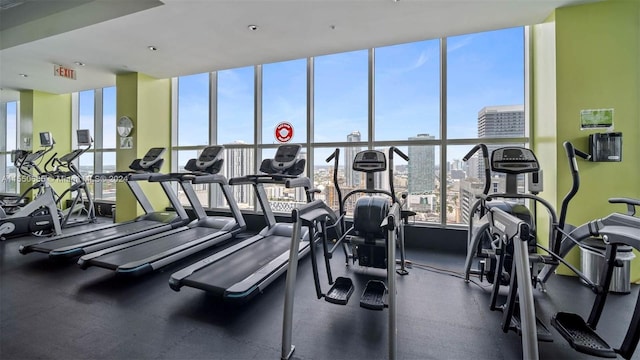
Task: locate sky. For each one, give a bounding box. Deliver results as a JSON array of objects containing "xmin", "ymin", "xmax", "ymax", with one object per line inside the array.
[
  {"xmin": 175, "ymin": 26, "xmax": 524, "ymax": 165},
  {"xmin": 4, "ymin": 26, "xmax": 524, "ymax": 168}
]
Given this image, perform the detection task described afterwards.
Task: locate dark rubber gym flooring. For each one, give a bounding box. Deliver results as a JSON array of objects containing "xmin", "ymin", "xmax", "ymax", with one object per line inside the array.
[{"xmin": 1, "ymin": 222, "xmax": 638, "ymax": 360}]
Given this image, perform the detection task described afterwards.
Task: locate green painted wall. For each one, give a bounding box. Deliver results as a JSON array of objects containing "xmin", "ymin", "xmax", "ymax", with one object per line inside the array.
[
  {"xmin": 533, "ymin": 0, "xmax": 640, "ymax": 280},
  {"xmin": 114, "ymin": 73, "xmax": 172, "ymax": 222},
  {"xmin": 19, "ymin": 90, "xmax": 72, "ymax": 205}
]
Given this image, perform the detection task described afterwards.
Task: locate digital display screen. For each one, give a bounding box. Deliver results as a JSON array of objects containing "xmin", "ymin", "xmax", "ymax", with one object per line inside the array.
[
  {"xmin": 143, "ymin": 147, "xmax": 165, "ymax": 161},
  {"xmin": 200, "ymin": 146, "xmax": 221, "ymax": 160},
  {"xmin": 40, "ymin": 132, "xmax": 53, "ymax": 146},
  {"xmin": 274, "ymin": 144, "xmax": 300, "ymax": 162},
  {"xmin": 77, "ymin": 129, "xmax": 91, "ymax": 145},
  {"xmin": 503, "ymin": 149, "xmax": 523, "ymax": 159},
  {"xmin": 362, "ymin": 151, "xmax": 380, "ymax": 160}
]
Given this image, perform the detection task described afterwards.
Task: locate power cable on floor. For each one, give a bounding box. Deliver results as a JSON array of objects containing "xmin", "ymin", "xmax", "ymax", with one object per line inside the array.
[{"xmin": 400, "ymin": 259, "xmax": 492, "ymax": 292}]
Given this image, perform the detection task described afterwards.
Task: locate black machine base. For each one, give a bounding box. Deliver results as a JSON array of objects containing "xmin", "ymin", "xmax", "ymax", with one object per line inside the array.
[
  {"xmin": 325, "ymin": 277, "xmax": 354, "ymax": 305},
  {"xmin": 551, "ymin": 312, "xmax": 616, "ymax": 358},
  {"xmin": 360, "ymin": 280, "xmax": 387, "ymax": 310},
  {"xmin": 509, "ymin": 302, "xmax": 554, "ymax": 342}
]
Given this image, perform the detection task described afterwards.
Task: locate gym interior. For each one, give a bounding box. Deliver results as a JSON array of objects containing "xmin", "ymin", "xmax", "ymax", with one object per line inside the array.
[{"xmin": 1, "ymin": 1, "xmax": 639, "ymax": 359}]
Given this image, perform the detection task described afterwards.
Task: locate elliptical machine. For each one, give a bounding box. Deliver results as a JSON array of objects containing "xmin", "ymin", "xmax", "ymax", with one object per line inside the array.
[
  {"xmin": 44, "ymin": 129, "xmax": 96, "ymax": 228},
  {"xmin": 485, "ymin": 148, "xmax": 640, "ymax": 359},
  {"xmin": 0, "ymin": 150, "xmax": 33, "ymax": 213},
  {"xmin": 462, "ymin": 145, "xmax": 561, "ymax": 342},
  {"xmin": 281, "ymin": 146, "xmax": 410, "ymax": 360},
  {"xmin": 0, "ymin": 132, "xmax": 62, "ymax": 239}
]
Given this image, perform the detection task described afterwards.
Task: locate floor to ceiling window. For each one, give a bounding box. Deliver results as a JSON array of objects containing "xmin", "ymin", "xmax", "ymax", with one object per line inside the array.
[
  {"xmin": 169, "ymin": 26, "xmax": 527, "ymax": 228},
  {"xmin": 176, "ymin": 73, "xmax": 211, "ymax": 207},
  {"xmin": 375, "ymin": 39, "xmax": 441, "ymax": 222},
  {"xmin": 446, "ymin": 27, "xmax": 526, "ymax": 225},
  {"xmin": 72, "ymin": 87, "xmax": 118, "ymax": 201},
  {"xmin": 1, "ymin": 101, "xmax": 19, "ymax": 194}
]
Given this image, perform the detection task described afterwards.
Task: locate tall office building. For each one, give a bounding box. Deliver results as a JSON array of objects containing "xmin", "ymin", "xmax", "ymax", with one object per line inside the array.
[
  {"xmin": 476, "ymin": 104, "xmax": 525, "ymax": 180},
  {"xmin": 459, "ymin": 105, "xmax": 525, "ymax": 223},
  {"xmin": 408, "ymin": 133, "xmax": 436, "ymax": 194},
  {"xmin": 344, "ymin": 131, "xmax": 362, "ymax": 188},
  {"xmin": 212, "ymin": 141, "xmax": 255, "ymax": 209},
  {"xmin": 477, "ymin": 105, "xmax": 525, "ymax": 138}
]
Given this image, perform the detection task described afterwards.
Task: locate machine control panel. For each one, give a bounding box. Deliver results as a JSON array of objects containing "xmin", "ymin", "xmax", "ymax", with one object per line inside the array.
[
  {"xmin": 140, "ymin": 147, "xmax": 166, "ymax": 168},
  {"xmin": 491, "ymin": 147, "xmax": 540, "ymax": 174},
  {"xmin": 271, "ymin": 144, "xmax": 301, "ymax": 170},
  {"xmin": 353, "ymin": 150, "xmax": 386, "ymax": 173},
  {"xmin": 197, "ymin": 146, "xmax": 223, "ymax": 169}
]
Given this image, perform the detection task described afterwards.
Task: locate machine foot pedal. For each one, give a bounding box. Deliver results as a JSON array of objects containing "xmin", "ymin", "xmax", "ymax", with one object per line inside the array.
[
  {"xmin": 511, "ymin": 304, "xmax": 554, "ymax": 342},
  {"xmin": 551, "ymin": 312, "xmax": 616, "ymax": 358},
  {"xmin": 360, "ymin": 280, "xmax": 387, "ymax": 310},
  {"xmin": 325, "ymin": 277, "xmax": 354, "ymax": 305}
]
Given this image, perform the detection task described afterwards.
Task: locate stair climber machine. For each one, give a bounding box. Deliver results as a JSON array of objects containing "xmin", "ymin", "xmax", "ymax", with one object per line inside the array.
[
  {"xmin": 169, "ymin": 144, "xmax": 313, "ymax": 302},
  {"xmin": 280, "ymin": 147, "xmax": 410, "ymax": 360},
  {"xmin": 0, "ymin": 132, "xmax": 63, "ymax": 239},
  {"xmin": 76, "ymin": 145, "xmax": 245, "ymax": 276},
  {"xmin": 44, "ymin": 129, "xmax": 96, "ymax": 228},
  {"xmin": 19, "ymin": 147, "xmax": 190, "ymax": 258}
]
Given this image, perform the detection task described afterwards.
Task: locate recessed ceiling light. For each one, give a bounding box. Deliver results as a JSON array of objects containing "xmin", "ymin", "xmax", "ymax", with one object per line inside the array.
[
  {"xmin": 148, "ymin": 45, "xmax": 158, "ymax": 51},
  {"xmin": 19, "ymin": 73, "xmax": 28, "ymax": 78},
  {"xmin": 247, "ymin": 25, "xmax": 258, "ymax": 31},
  {"xmin": 74, "ymin": 61, "xmax": 85, "ymax": 66}
]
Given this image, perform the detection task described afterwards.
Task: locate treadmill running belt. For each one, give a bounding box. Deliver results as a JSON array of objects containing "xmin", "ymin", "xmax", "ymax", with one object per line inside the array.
[
  {"xmin": 181, "ymin": 235, "xmax": 291, "ymax": 295},
  {"xmin": 87, "ymin": 227, "xmax": 227, "ymax": 270},
  {"xmin": 25, "ymin": 220, "xmax": 164, "ymax": 253}
]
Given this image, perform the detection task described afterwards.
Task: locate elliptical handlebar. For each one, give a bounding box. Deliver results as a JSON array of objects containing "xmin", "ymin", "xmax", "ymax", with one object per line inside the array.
[
  {"xmin": 326, "ymin": 148, "xmax": 344, "ymax": 220},
  {"xmin": 388, "ymin": 147, "xmax": 409, "ymax": 205},
  {"xmin": 609, "ymin": 197, "xmax": 640, "ymax": 216},
  {"xmin": 463, "ymin": 144, "xmax": 491, "ymax": 196},
  {"xmin": 556, "ymin": 141, "xmax": 590, "ymax": 254}
]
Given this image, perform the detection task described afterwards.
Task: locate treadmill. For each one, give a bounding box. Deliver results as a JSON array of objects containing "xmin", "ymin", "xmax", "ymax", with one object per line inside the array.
[
  {"xmin": 76, "ymin": 145, "xmax": 246, "ymax": 276},
  {"xmin": 169, "ymin": 144, "xmax": 312, "ymax": 302},
  {"xmin": 19, "ymin": 147, "xmax": 190, "ymax": 258}
]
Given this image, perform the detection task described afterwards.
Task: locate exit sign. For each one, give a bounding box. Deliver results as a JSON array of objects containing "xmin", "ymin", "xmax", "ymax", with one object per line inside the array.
[{"xmin": 54, "ymin": 65, "xmax": 76, "ymax": 80}]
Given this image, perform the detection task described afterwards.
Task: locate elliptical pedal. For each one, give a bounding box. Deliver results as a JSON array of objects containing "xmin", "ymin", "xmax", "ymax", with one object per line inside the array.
[
  {"xmin": 509, "ymin": 303, "xmax": 554, "ymax": 342},
  {"xmin": 551, "ymin": 312, "xmax": 616, "ymax": 358},
  {"xmin": 360, "ymin": 280, "xmax": 387, "ymax": 310},
  {"xmin": 325, "ymin": 277, "xmax": 354, "ymax": 305}
]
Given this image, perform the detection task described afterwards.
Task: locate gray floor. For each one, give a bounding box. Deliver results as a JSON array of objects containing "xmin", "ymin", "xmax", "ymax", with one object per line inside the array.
[{"xmin": 1, "ymin": 223, "xmax": 639, "ymax": 360}]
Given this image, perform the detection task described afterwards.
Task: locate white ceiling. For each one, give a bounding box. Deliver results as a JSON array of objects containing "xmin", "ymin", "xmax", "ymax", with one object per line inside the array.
[{"xmin": 0, "ymin": 0, "xmax": 597, "ymax": 103}]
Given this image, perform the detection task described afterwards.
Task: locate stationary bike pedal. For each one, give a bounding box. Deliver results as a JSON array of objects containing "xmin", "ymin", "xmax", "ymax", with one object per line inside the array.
[
  {"xmin": 551, "ymin": 312, "xmax": 616, "ymax": 358},
  {"xmin": 360, "ymin": 280, "xmax": 387, "ymax": 311},
  {"xmin": 325, "ymin": 277, "xmax": 354, "ymax": 305}
]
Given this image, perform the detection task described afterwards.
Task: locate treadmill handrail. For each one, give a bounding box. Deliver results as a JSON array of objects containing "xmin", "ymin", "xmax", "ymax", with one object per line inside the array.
[{"xmin": 230, "ymin": 174, "xmax": 298, "ymax": 185}]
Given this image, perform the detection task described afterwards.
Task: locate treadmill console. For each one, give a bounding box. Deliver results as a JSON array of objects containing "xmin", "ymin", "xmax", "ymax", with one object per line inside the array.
[
  {"xmin": 197, "ymin": 146, "xmax": 223, "ymax": 169},
  {"xmin": 491, "ymin": 147, "xmax": 540, "ymax": 174},
  {"xmin": 140, "ymin": 147, "xmax": 166, "ymax": 169},
  {"xmin": 353, "ymin": 150, "xmax": 386, "ymax": 173},
  {"xmin": 272, "ymin": 144, "xmax": 301, "ymax": 169}
]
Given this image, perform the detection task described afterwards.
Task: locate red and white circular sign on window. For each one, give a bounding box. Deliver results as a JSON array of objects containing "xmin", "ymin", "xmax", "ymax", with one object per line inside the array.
[{"xmin": 275, "ymin": 122, "xmax": 294, "ymax": 143}]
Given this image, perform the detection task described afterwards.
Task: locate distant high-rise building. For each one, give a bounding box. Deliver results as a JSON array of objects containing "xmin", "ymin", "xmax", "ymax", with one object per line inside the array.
[
  {"xmin": 344, "ymin": 131, "xmax": 361, "ymax": 188},
  {"xmin": 374, "ymin": 147, "xmax": 390, "ymax": 192},
  {"xmin": 408, "ymin": 133, "xmax": 436, "ymax": 194},
  {"xmin": 476, "ymin": 105, "xmax": 525, "ymax": 182},
  {"xmin": 213, "ymin": 141, "xmax": 254, "ymax": 209},
  {"xmin": 478, "ymin": 105, "xmax": 525, "ymax": 138}
]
